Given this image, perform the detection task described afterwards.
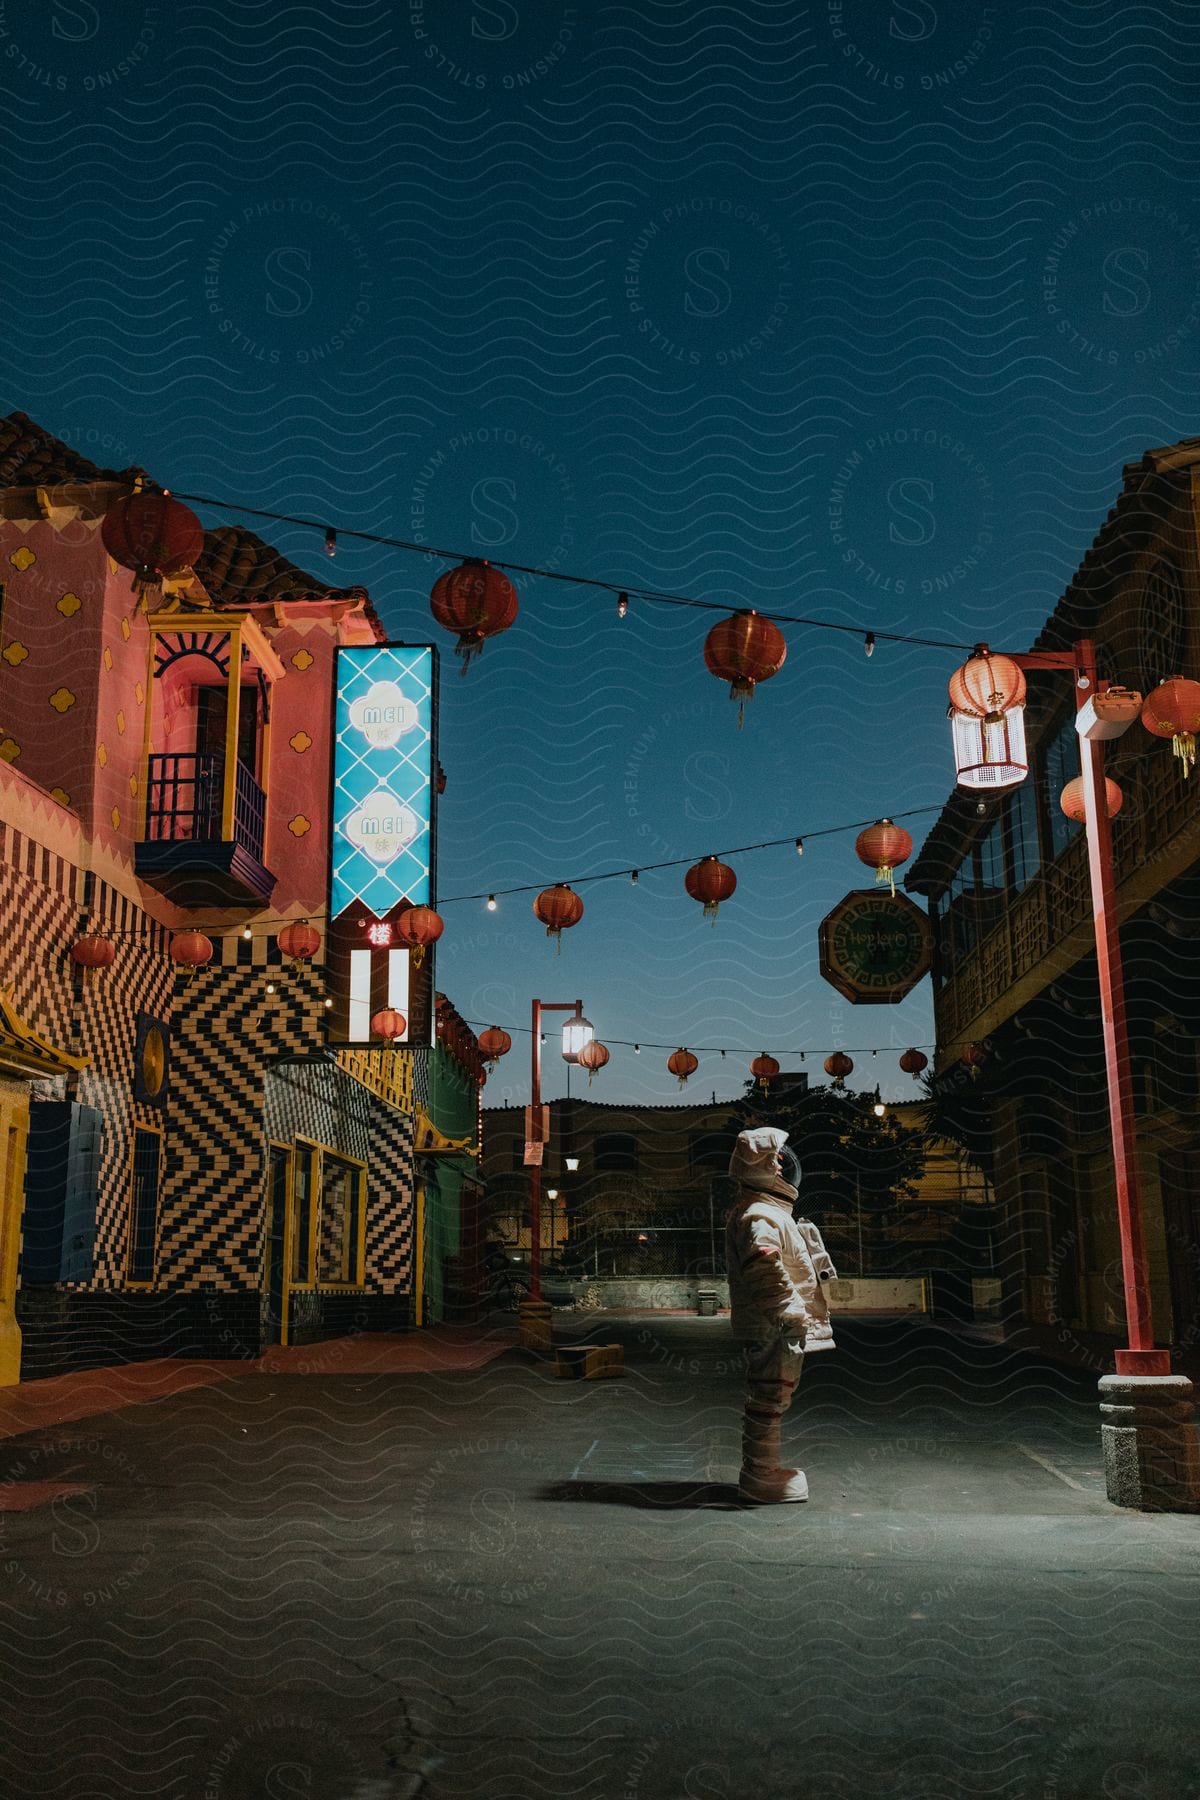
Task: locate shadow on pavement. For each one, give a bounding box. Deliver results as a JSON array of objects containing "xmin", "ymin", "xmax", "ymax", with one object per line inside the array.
[{"xmin": 540, "ymin": 1478, "xmax": 743, "ymax": 1510}]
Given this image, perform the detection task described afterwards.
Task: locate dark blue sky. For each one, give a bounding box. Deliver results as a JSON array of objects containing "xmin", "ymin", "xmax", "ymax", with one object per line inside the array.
[{"xmin": 4, "ymin": 0, "xmax": 1199, "ymax": 1103}]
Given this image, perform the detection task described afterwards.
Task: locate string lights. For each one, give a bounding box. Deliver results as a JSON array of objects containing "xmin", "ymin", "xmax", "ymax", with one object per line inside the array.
[
  {"xmin": 170, "ymin": 487, "xmax": 980, "ymax": 657},
  {"xmin": 442, "ymin": 805, "xmax": 937, "ymax": 909},
  {"xmin": 468, "ymin": 1018, "xmax": 935, "ymax": 1060}
]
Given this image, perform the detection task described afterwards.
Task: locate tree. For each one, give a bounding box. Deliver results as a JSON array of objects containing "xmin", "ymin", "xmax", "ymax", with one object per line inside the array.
[
  {"xmin": 733, "ymin": 1080, "xmax": 927, "ymax": 1273},
  {"xmin": 917, "ymin": 1069, "xmax": 995, "ymax": 1185}
]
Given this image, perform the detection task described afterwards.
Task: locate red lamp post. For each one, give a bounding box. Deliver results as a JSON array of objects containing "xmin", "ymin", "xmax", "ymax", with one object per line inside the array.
[
  {"xmin": 949, "ymin": 638, "xmax": 1164, "ymax": 1374},
  {"xmin": 526, "ymin": 998, "xmax": 592, "ymax": 1308}
]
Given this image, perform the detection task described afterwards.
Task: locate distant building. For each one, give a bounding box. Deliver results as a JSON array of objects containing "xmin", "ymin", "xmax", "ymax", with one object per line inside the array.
[
  {"xmin": 480, "ymin": 1089, "xmax": 771, "ymax": 1277},
  {"xmin": 907, "ymin": 439, "xmax": 1200, "ymax": 1365},
  {"xmin": 0, "ymin": 411, "xmax": 481, "ymax": 1377}
]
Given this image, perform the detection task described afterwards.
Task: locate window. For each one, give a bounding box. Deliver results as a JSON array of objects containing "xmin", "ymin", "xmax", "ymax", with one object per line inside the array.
[
  {"xmin": 976, "ymin": 819, "xmax": 1005, "ymax": 897},
  {"xmin": 348, "ymin": 949, "xmax": 372, "ymax": 1041},
  {"xmin": 290, "ymin": 1143, "xmax": 317, "ymax": 1283},
  {"xmin": 594, "ymin": 1133, "xmax": 638, "ymax": 1173},
  {"xmin": 1007, "ymin": 777, "xmax": 1041, "ymax": 891},
  {"xmin": 689, "ymin": 1131, "xmax": 732, "ymax": 1174},
  {"xmin": 126, "ymin": 1127, "xmax": 162, "ymax": 1284},
  {"xmin": 1041, "ymin": 711, "xmax": 1082, "ymax": 861},
  {"xmin": 1139, "ymin": 560, "xmax": 1188, "ymax": 690},
  {"xmin": 197, "ymin": 683, "xmax": 260, "ymax": 775},
  {"xmin": 318, "ymin": 1153, "xmax": 366, "ymax": 1285}
]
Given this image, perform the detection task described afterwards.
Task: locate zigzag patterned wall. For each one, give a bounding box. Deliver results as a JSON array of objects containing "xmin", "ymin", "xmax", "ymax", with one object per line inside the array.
[
  {"xmin": 0, "ymin": 822, "xmax": 174, "ymax": 1289},
  {"xmin": 1, "ymin": 815, "xmax": 416, "ymax": 1303},
  {"xmin": 264, "ymin": 1056, "xmax": 414, "ymax": 1295}
]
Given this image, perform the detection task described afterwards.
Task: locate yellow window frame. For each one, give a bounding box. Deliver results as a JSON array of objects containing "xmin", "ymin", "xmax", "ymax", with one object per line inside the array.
[{"xmin": 317, "ymin": 1149, "xmax": 367, "ymax": 1290}]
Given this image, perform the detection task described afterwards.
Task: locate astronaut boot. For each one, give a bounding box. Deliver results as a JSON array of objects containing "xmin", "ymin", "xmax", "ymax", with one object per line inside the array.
[
  {"xmin": 738, "ymin": 1468, "xmax": 809, "ymax": 1505},
  {"xmin": 738, "ymin": 1408, "xmax": 808, "ymax": 1504}
]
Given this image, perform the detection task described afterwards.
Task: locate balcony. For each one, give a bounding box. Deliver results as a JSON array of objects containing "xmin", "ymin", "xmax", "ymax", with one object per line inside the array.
[
  {"xmin": 135, "ymin": 751, "xmax": 276, "ymax": 905},
  {"xmin": 934, "ymin": 756, "xmax": 1200, "ymax": 1046}
]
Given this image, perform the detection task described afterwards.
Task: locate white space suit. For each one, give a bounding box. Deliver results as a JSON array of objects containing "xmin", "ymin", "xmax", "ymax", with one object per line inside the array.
[{"xmin": 725, "ymin": 1126, "xmax": 836, "ymax": 1503}]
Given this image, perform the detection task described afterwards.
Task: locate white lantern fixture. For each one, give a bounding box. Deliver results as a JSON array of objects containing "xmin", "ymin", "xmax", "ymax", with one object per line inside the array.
[
  {"xmin": 948, "ymin": 645, "xmax": 1029, "ymax": 790},
  {"xmin": 560, "ymin": 1010, "xmax": 595, "ymax": 1064},
  {"xmin": 565, "ymin": 1156, "xmax": 580, "ymax": 1172}
]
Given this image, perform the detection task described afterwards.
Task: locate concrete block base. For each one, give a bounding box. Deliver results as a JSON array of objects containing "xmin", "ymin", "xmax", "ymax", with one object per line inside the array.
[
  {"xmin": 1098, "ymin": 1373, "xmax": 1200, "ymax": 1512},
  {"xmin": 555, "ymin": 1343, "xmax": 625, "ymax": 1380},
  {"xmin": 517, "ymin": 1299, "xmax": 554, "ymax": 1352}
]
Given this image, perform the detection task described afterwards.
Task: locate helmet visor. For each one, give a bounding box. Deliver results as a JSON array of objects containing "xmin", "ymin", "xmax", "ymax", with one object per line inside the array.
[{"xmin": 777, "ymin": 1146, "xmax": 801, "ymax": 1190}]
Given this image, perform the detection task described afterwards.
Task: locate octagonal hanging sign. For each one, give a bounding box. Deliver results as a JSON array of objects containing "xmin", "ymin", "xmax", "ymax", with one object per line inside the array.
[{"xmin": 818, "ymin": 888, "xmax": 932, "ymax": 1005}]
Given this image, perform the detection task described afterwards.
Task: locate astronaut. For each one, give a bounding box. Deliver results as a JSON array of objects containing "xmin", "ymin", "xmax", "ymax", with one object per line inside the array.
[{"xmin": 725, "ymin": 1125, "xmax": 836, "ymax": 1504}]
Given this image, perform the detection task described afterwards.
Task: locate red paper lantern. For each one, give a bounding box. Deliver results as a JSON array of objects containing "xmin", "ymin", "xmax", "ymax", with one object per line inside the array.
[
  {"xmin": 430, "ymin": 558, "xmax": 518, "ymax": 671},
  {"xmin": 751, "ymin": 1052, "xmax": 780, "ymax": 1093},
  {"xmin": 1059, "ymin": 776, "xmax": 1123, "ymax": 823},
  {"xmin": 533, "ymin": 884, "xmax": 584, "ymax": 952},
  {"xmin": 668, "ymin": 1048, "xmax": 699, "ymax": 1088},
  {"xmin": 948, "ymin": 647, "xmax": 1027, "ymax": 718},
  {"xmin": 277, "ymin": 919, "xmax": 321, "ymax": 966},
  {"xmin": 578, "ymin": 1039, "xmax": 610, "ymax": 1085},
  {"xmin": 960, "ymin": 1042, "xmax": 987, "ymax": 1079},
  {"xmin": 371, "ymin": 1007, "xmax": 407, "ymax": 1042},
  {"xmin": 478, "ymin": 1026, "xmax": 512, "ymax": 1067},
  {"xmin": 899, "ymin": 1048, "xmax": 928, "ymax": 1081},
  {"xmin": 703, "ymin": 610, "xmax": 787, "ymax": 727},
  {"xmin": 70, "ymin": 931, "xmax": 116, "ymax": 976},
  {"xmin": 102, "ymin": 490, "xmax": 205, "ymax": 591},
  {"xmin": 395, "ymin": 904, "xmax": 444, "ymax": 967},
  {"xmin": 684, "ymin": 855, "xmax": 737, "ymax": 922},
  {"xmin": 170, "ymin": 930, "xmax": 214, "ymax": 974},
  {"xmin": 1141, "ymin": 678, "xmax": 1200, "ymax": 777},
  {"xmin": 854, "ymin": 819, "xmax": 914, "ymax": 896},
  {"xmin": 824, "ymin": 1051, "xmax": 853, "ymax": 1089}
]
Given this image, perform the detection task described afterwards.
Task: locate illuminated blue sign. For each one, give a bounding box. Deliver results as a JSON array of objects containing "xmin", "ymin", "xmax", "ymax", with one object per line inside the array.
[{"xmin": 331, "ymin": 645, "xmax": 433, "ymax": 920}]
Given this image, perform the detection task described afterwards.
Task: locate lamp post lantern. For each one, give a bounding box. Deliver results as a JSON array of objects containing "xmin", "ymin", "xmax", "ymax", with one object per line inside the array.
[
  {"xmin": 523, "ymin": 999, "xmax": 591, "ymax": 1340},
  {"xmin": 947, "ymin": 637, "xmax": 1200, "ymax": 1510}
]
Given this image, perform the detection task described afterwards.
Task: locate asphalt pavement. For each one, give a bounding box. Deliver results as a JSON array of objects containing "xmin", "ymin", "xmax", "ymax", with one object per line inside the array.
[{"xmin": 0, "ymin": 1314, "xmax": 1197, "ymax": 1800}]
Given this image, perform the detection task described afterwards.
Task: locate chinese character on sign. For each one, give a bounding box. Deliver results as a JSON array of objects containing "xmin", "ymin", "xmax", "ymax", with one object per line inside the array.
[{"xmin": 367, "ymin": 921, "xmax": 392, "ymax": 947}]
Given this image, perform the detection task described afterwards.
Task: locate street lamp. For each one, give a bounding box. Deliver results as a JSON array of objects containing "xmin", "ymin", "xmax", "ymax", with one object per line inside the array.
[
  {"xmin": 946, "ymin": 638, "xmax": 1200, "ymax": 1509},
  {"xmin": 561, "ymin": 1011, "xmax": 594, "ymax": 1063},
  {"xmin": 526, "ymin": 998, "xmax": 591, "ymax": 1313},
  {"xmin": 565, "ymin": 1155, "xmax": 580, "ymax": 1172}
]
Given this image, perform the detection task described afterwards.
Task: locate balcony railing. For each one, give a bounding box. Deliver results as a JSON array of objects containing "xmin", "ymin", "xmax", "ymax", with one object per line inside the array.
[{"xmin": 145, "ymin": 752, "xmax": 265, "ymax": 863}]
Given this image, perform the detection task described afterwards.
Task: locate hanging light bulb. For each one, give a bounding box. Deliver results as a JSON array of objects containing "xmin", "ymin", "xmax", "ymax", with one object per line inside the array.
[
  {"xmin": 630, "ymin": 869, "xmax": 639, "ymax": 885},
  {"xmin": 864, "ymin": 631, "xmax": 875, "ymax": 659},
  {"xmin": 266, "ymin": 981, "xmax": 276, "ymax": 994},
  {"xmin": 487, "ymin": 895, "xmax": 497, "ymax": 912},
  {"xmin": 242, "ymin": 925, "xmax": 252, "ymax": 940},
  {"xmin": 634, "ymin": 1043, "xmax": 640, "ymax": 1054},
  {"xmin": 617, "ymin": 592, "xmax": 629, "ymax": 619},
  {"xmin": 795, "ymin": 837, "xmax": 804, "ymax": 856},
  {"xmin": 324, "ymin": 997, "xmax": 333, "ymax": 1008},
  {"xmin": 324, "ymin": 528, "xmax": 337, "ymax": 558}
]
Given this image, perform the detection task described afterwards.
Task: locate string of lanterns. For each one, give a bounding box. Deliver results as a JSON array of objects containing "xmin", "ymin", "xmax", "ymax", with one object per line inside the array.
[
  {"xmin": 469, "ymin": 1024, "xmax": 986, "ymax": 1092},
  {"xmin": 71, "ymin": 917, "xmax": 980, "ymax": 1084}
]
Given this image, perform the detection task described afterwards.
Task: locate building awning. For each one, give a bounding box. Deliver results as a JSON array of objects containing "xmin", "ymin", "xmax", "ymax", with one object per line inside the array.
[{"xmin": 0, "ymin": 989, "xmax": 88, "ymax": 1082}]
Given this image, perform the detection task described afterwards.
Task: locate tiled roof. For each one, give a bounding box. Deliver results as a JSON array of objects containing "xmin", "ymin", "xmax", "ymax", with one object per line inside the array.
[
  {"xmin": 0, "ymin": 411, "xmax": 381, "ymax": 625},
  {"xmin": 906, "ymin": 439, "xmax": 1200, "ymax": 894},
  {"xmin": 0, "ymin": 410, "xmax": 141, "ymax": 488},
  {"xmin": 195, "ymin": 525, "xmax": 369, "ymax": 608}
]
